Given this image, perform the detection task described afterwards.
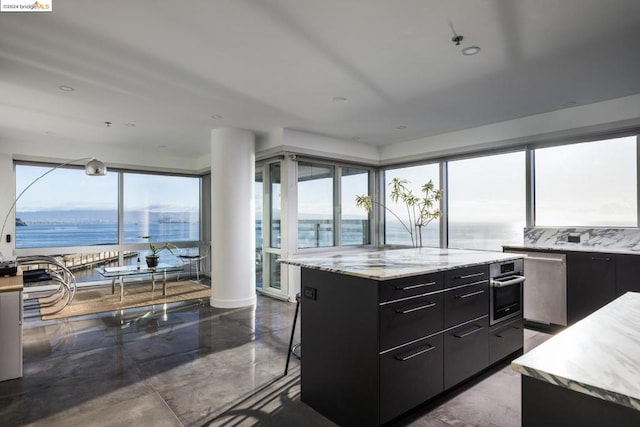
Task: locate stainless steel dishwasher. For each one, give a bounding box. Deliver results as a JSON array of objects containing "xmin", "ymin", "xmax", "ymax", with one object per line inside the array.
[{"xmin": 504, "ymin": 250, "xmax": 567, "ymax": 326}]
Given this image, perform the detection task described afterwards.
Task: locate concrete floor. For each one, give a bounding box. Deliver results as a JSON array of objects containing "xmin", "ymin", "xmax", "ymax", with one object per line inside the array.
[{"xmin": 0, "ymin": 293, "xmax": 552, "ymax": 426}]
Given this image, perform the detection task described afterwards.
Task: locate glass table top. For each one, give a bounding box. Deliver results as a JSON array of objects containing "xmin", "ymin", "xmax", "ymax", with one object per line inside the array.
[{"xmin": 95, "ymin": 263, "xmax": 183, "ymax": 277}]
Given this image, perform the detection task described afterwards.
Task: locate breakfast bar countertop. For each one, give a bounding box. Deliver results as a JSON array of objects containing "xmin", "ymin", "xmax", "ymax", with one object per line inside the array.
[
  {"xmin": 512, "ymin": 291, "xmax": 640, "ymax": 412},
  {"xmin": 279, "ymin": 247, "xmax": 524, "ymax": 281}
]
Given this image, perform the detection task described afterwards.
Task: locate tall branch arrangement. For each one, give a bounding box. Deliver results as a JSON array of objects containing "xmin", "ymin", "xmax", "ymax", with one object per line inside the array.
[{"xmin": 356, "ymin": 178, "xmax": 442, "ymax": 247}]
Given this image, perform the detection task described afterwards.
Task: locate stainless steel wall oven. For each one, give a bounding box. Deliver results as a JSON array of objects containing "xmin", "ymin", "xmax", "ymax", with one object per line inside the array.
[{"xmin": 489, "ymin": 259, "xmax": 525, "ymax": 325}]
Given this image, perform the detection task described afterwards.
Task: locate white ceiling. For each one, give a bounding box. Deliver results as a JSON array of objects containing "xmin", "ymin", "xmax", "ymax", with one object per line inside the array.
[{"xmin": 1, "ymin": 0, "xmax": 640, "ymax": 160}]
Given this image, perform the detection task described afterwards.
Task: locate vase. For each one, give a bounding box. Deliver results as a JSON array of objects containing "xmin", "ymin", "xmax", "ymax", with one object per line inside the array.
[{"xmin": 145, "ymin": 255, "xmax": 159, "ymax": 268}]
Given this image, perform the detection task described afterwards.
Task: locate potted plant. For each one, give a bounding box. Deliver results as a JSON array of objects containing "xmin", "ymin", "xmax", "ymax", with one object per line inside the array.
[
  {"xmin": 140, "ymin": 236, "xmax": 174, "ymax": 268},
  {"xmin": 356, "ymin": 178, "xmax": 442, "ymax": 247}
]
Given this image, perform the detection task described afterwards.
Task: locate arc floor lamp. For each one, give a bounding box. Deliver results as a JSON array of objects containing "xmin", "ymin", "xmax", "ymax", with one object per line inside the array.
[{"xmin": 0, "ymin": 157, "xmax": 107, "ymax": 271}]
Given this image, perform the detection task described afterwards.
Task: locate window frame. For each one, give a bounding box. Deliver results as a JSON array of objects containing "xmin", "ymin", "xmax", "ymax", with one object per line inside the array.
[
  {"xmin": 292, "ymin": 157, "xmax": 375, "ymax": 251},
  {"xmin": 14, "ymin": 162, "xmax": 204, "ymax": 274}
]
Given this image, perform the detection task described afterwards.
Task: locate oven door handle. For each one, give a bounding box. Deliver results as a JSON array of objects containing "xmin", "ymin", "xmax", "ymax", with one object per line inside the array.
[{"xmin": 491, "ymin": 275, "xmax": 525, "ymax": 288}]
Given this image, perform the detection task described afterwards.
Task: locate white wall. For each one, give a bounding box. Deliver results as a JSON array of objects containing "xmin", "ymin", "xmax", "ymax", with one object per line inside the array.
[
  {"xmin": 0, "ymin": 139, "xmax": 200, "ymax": 174},
  {"xmin": 257, "ymin": 128, "xmax": 380, "ymax": 164},
  {"xmin": 0, "ymin": 154, "xmax": 15, "ymax": 259},
  {"xmin": 381, "ymin": 94, "xmax": 640, "ymax": 164}
]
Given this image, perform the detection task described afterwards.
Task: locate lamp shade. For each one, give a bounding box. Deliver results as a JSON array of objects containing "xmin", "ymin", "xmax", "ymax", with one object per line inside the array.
[{"xmin": 85, "ymin": 158, "xmax": 107, "ymax": 176}]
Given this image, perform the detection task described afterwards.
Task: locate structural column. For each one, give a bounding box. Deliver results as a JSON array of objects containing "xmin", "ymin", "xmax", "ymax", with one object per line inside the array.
[{"xmin": 210, "ymin": 128, "xmax": 257, "ymax": 308}]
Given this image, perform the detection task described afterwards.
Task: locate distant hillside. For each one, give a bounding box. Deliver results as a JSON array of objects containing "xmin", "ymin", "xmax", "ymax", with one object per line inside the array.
[{"xmin": 15, "ymin": 210, "xmax": 197, "ymax": 225}]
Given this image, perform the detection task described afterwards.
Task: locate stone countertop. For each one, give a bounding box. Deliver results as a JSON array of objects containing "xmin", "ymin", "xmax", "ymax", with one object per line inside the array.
[
  {"xmin": 512, "ymin": 292, "xmax": 640, "ymax": 412},
  {"xmin": 0, "ymin": 273, "xmax": 23, "ymax": 293},
  {"xmin": 279, "ymin": 247, "xmax": 524, "ymax": 281},
  {"xmin": 503, "ymin": 244, "xmax": 640, "ymax": 255}
]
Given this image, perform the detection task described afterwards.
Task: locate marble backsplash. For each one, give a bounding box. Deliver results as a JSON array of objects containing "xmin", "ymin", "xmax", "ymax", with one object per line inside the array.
[{"xmin": 524, "ymin": 227, "xmax": 640, "ymax": 251}]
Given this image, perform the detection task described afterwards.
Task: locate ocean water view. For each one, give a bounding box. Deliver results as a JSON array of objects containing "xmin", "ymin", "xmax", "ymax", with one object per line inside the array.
[
  {"xmin": 17, "ymin": 216, "xmax": 522, "ymax": 252},
  {"xmin": 266, "ymin": 219, "xmax": 524, "ymax": 251},
  {"xmin": 15, "ymin": 210, "xmax": 200, "ymax": 249},
  {"xmin": 16, "ymin": 222, "xmax": 200, "ymax": 249}
]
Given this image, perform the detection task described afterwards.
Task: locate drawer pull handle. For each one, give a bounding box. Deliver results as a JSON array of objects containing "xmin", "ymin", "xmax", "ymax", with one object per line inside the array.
[
  {"xmin": 457, "ymin": 272, "xmax": 485, "ymax": 280},
  {"xmin": 455, "ymin": 289, "xmax": 485, "ymax": 299},
  {"xmin": 396, "ymin": 302, "xmax": 436, "ymax": 314},
  {"xmin": 396, "ymin": 281, "xmax": 437, "ymax": 291},
  {"xmin": 453, "ymin": 325, "xmax": 484, "ymax": 338},
  {"xmin": 591, "ymin": 256, "xmax": 611, "ymax": 261},
  {"xmin": 395, "ymin": 344, "xmax": 435, "ymax": 361},
  {"xmin": 496, "ymin": 325, "xmax": 521, "ymax": 338}
]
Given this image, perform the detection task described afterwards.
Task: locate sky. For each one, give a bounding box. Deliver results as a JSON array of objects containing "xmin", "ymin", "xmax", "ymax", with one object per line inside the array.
[{"xmin": 15, "ymin": 166, "xmax": 199, "ymax": 213}]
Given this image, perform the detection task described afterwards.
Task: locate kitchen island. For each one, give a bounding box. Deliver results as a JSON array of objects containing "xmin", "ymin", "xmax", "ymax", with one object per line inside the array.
[
  {"xmin": 281, "ymin": 247, "xmax": 525, "ymax": 426},
  {"xmin": 512, "ymin": 291, "xmax": 640, "ymax": 427}
]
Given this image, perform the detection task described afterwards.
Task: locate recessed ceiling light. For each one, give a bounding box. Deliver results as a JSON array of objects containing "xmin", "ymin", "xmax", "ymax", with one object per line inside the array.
[
  {"xmin": 462, "ymin": 46, "xmax": 481, "ymax": 56},
  {"xmin": 332, "ymin": 97, "xmax": 348, "ymax": 102},
  {"xmin": 58, "ymin": 85, "xmax": 75, "ymax": 91},
  {"xmin": 124, "ymin": 123, "xmax": 136, "ymax": 127},
  {"xmin": 210, "ymin": 114, "xmax": 224, "ymax": 119},
  {"xmin": 396, "ymin": 125, "xmax": 407, "ymax": 130}
]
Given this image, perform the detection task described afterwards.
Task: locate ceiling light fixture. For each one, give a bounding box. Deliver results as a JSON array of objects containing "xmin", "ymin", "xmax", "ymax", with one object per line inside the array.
[
  {"xmin": 58, "ymin": 85, "xmax": 75, "ymax": 91},
  {"xmin": 104, "ymin": 121, "xmax": 112, "ymax": 127},
  {"xmin": 449, "ymin": 21, "xmax": 464, "ymax": 45},
  {"xmin": 462, "ymin": 46, "xmax": 481, "ymax": 56}
]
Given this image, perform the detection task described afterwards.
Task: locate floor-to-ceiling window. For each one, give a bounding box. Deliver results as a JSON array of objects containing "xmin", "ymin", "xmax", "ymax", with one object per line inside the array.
[
  {"xmin": 265, "ymin": 162, "xmax": 282, "ymax": 290},
  {"xmin": 14, "ymin": 163, "xmax": 203, "ymax": 283},
  {"xmin": 534, "ymin": 136, "xmax": 637, "ymax": 226},
  {"xmin": 384, "ymin": 163, "xmax": 440, "ymax": 247},
  {"xmin": 341, "ymin": 167, "xmax": 370, "ymax": 246},
  {"xmin": 297, "ymin": 162, "xmax": 335, "ymax": 248},
  {"xmin": 123, "ymin": 172, "xmax": 200, "ymax": 262},
  {"xmin": 448, "ymin": 151, "xmax": 526, "ymax": 251},
  {"xmin": 15, "ymin": 164, "xmax": 119, "ymax": 248},
  {"xmin": 296, "ymin": 161, "xmax": 372, "ymax": 249}
]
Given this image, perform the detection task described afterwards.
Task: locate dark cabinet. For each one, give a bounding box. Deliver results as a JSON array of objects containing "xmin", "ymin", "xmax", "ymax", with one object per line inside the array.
[
  {"xmin": 489, "ymin": 317, "xmax": 523, "ymax": 365},
  {"xmin": 443, "ymin": 280, "xmax": 489, "ymax": 328},
  {"xmin": 566, "ymin": 252, "xmax": 616, "ymax": 324},
  {"xmin": 379, "ymin": 333, "xmax": 444, "ymax": 424},
  {"xmin": 444, "ymin": 265, "xmax": 488, "ymax": 289},
  {"xmin": 444, "ymin": 317, "xmax": 489, "ymax": 389},
  {"xmin": 615, "ymin": 254, "xmax": 640, "ymax": 295},
  {"xmin": 379, "ymin": 272, "xmax": 444, "ymax": 302},
  {"xmin": 380, "ymin": 293, "xmax": 443, "ymax": 350}
]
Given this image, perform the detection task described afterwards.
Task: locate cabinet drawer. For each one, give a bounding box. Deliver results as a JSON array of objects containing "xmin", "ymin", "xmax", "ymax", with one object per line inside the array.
[
  {"xmin": 489, "ymin": 318, "xmax": 523, "ymax": 365},
  {"xmin": 444, "ymin": 317, "xmax": 489, "ymax": 389},
  {"xmin": 380, "ymin": 333, "xmax": 444, "ymax": 424},
  {"xmin": 379, "ymin": 272, "xmax": 444, "ymax": 302},
  {"xmin": 444, "ymin": 281, "xmax": 489, "ymax": 328},
  {"xmin": 445, "ymin": 265, "xmax": 489, "ymax": 289},
  {"xmin": 380, "ymin": 293, "xmax": 444, "ymax": 350}
]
